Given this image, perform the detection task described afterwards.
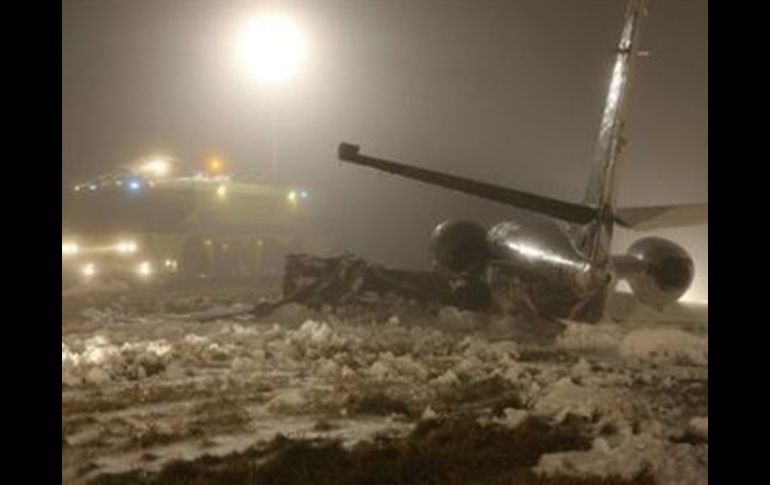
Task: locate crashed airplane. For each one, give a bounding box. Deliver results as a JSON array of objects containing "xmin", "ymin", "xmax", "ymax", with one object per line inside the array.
[{"xmin": 337, "ymin": 0, "xmax": 706, "ymax": 323}]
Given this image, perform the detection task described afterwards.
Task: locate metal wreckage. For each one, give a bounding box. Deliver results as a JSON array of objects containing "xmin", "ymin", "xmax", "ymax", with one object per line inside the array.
[
  {"xmin": 266, "ymin": 0, "xmax": 706, "ymax": 325},
  {"xmin": 277, "ymin": 253, "xmax": 492, "ymax": 311}
]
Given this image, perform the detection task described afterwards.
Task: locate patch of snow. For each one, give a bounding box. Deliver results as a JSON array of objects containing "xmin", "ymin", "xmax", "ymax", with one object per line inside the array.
[
  {"xmin": 537, "ymin": 432, "xmax": 707, "ymax": 485},
  {"xmin": 422, "ymin": 406, "xmax": 437, "ymax": 420},
  {"xmin": 620, "ymin": 329, "xmax": 707, "ymax": 366},
  {"xmin": 497, "ymin": 408, "xmax": 529, "ymax": 428},
  {"xmin": 688, "ymin": 416, "xmax": 708, "ymax": 441},
  {"xmin": 268, "ymin": 303, "xmax": 314, "ymax": 324},
  {"xmin": 534, "ymin": 377, "xmax": 623, "ymax": 423},
  {"xmin": 437, "ymin": 306, "xmax": 479, "ymax": 332},
  {"xmin": 556, "ymin": 322, "xmax": 624, "ymax": 353},
  {"xmin": 432, "ymin": 369, "xmax": 460, "ymax": 387},
  {"xmin": 265, "ymin": 389, "xmax": 307, "ymax": 413}
]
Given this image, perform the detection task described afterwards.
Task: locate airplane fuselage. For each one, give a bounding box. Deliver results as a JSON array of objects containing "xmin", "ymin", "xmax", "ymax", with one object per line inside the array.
[{"xmin": 485, "ymin": 213, "xmax": 613, "ymax": 321}]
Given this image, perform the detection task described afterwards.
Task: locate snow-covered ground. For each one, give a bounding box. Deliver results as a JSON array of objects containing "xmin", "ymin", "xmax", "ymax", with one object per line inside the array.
[{"xmin": 62, "ymin": 285, "xmax": 707, "ymax": 484}]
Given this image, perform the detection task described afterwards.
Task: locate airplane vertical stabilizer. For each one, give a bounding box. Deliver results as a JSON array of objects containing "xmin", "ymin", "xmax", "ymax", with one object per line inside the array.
[{"xmin": 582, "ymin": 0, "xmax": 647, "ymax": 264}]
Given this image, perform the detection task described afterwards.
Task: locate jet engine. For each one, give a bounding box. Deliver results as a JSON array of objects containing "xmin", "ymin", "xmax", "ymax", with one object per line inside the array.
[
  {"xmin": 624, "ymin": 237, "xmax": 695, "ymax": 310},
  {"xmin": 429, "ymin": 220, "xmax": 489, "ymax": 274}
]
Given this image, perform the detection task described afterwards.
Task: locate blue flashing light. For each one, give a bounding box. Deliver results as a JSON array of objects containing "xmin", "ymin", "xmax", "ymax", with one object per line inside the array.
[{"xmin": 128, "ymin": 180, "xmax": 142, "ymax": 191}]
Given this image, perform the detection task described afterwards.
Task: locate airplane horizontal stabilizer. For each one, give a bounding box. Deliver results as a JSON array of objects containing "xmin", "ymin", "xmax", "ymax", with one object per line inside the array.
[
  {"xmin": 614, "ymin": 203, "xmax": 708, "ymax": 230},
  {"xmin": 338, "ymin": 143, "xmax": 597, "ymax": 225}
]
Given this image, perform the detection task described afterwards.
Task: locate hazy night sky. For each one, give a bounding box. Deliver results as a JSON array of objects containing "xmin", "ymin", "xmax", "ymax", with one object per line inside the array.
[{"xmin": 62, "ymin": 0, "xmax": 707, "ymax": 300}]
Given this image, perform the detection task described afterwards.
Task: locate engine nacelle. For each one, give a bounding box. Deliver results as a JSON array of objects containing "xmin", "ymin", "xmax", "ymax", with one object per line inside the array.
[
  {"xmin": 624, "ymin": 237, "xmax": 695, "ymax": 310},
  {"xmin": 430, "ymin": 220, "xmax": 489, "ymax": 274}
]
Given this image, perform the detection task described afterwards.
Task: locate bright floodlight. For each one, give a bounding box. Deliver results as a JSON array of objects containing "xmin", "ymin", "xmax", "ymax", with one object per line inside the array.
[{"xmin": 238, "ymin": 14, "xmax": 305, "ymax": 83}]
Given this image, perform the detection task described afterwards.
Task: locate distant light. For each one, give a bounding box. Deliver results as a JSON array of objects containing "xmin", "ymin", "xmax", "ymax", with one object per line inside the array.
[
  {"xmin": 116, "ymin": 241, "xmax": 138, "ymax": 254},
  {"xmin": 137, "ymin": 261, "xmax": 153, "ymax": 277},
  {"xmin": 208, "ymin": 158, "xmax": 224, "ymax": 175},
  {"xmin": 81, "ymin": 263, "xmax": 96, "ymax": 278},
  {"xmin": 287, "ymin": 190, "xmax": 298, "ymax": 204},
  {"xmin": 217, "ymin": 184, "xmax": 228, "ymax": 199},
  {"xmin": 238, "ymin": 14, "xmax": 305, "ymax": 83},
  {"xmin": 128, "ymin": 180, "xmax": 142, "ymax": 191},
  {"xmin": 73, "ymin": 185, "xmax": 81, "ymax": 192},
  {"xmin": 88, "ymin": 184, "xmax": 98, "ymax": 191},
  {"xmin": 62, "ymin": 242, "xmax": 79, "ymax": 256},
  {"xmin": 300, "ymin": 190, "xmax": 308, "ymax": 199}
]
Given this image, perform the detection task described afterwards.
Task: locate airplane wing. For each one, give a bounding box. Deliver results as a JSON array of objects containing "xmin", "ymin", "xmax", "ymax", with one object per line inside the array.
[
  {"xmin": 614, "ymin": 203, "xmax": 708, "ymax": 230},
  {"xmin": 338, "ymin": 143, "xmax": 598, "ymax": 225}
]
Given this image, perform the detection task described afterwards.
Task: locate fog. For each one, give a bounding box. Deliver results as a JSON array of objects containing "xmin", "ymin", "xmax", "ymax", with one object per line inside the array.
[{"xmin": 62, "ymin": 0, "xmax": 707, "ymax": 301}]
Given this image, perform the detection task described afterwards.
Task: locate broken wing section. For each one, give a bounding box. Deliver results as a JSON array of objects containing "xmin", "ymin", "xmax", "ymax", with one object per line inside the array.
[
  {"xmin": 614, "ymin": 203, "xmax": 708, "ymax": 230},
  {"xmin": 338, "ymin": 143, "xmax": 597, "ymax": 225}
]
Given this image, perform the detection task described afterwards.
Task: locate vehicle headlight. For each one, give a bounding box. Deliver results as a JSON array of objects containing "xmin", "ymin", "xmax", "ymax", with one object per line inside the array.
[
  {"xmin": 62, "ymin": 242, "xmax": 79, "ymax": 256},
  {"xmin": 81, "ymin": 263, "xmax": 96, "ymax": 277},
  {"xmin": 137, "ymin": 261, "xmax": 153, "ymax": 277},
  {"xmin": 216, "ymin": 184, "xmax": 228, "ymax": 199}
]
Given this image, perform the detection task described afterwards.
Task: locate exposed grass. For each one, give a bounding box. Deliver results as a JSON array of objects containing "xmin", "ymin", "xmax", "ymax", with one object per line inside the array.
[
  {"xmin": 128, "ymin": 424, "xmax": 180, "ymax": 449},
  {"xmin": 438, "ymin": 375, "xmax": 527, "ymax": 414},
  {"xmin": 63, "ymin": 414, "xmax": 98, "ymax": 436},
  {"xmin": 346, "ymin": 390, "xmax": 414, "ymax": 418},
  {"xmin": 140, "ymin": 452, "xmax": 159, "ymax": 462},
  {"xmin": 313, "ymin": 420, "xmax": 338, "ymax": 432},
  {"xmin": 517, "ymin": 347, "xmax": 579, "ymax": 364},
  {"xmin": 669, "ymin": 431, "xmax": 708, "ymax": 446},
  {"xmin": 90, "ymin": 416, "xmax": 655, "ymax": 485},
  {"xmin": 77, "ymin": 462, "xmax": 100, "ymax": 477},
  {"xmin": 191, "ymin": 398, "xmax": 252, "ymax": 432},
  {"xmin": 62, "ymin": 384, "xmax": 218, "ymax": 416}
]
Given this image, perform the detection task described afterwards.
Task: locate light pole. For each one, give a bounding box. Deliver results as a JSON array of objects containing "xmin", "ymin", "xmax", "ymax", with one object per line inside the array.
[{"xmin": 237, "ymin": 13, "xmax": 305, "ymax": 182}]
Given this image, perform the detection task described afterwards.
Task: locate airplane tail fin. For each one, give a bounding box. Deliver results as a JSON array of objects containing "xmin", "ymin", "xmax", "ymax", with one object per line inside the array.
[{"xmin": 581, "ymin": 0, "xmax": 647, "ymax": 264}]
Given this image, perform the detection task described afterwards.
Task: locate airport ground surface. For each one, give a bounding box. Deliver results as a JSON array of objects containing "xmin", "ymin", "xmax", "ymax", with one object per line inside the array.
[{"xmin": 62, "ymin": 279, "xmax": 707, "ymax": 484}]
